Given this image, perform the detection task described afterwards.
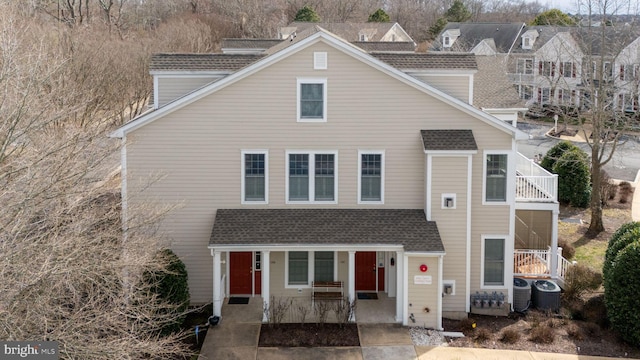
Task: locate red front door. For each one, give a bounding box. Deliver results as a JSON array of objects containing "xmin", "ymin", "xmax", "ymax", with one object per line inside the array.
[
  {"xmin": 229, "ymin": 252, "xmax": 253, "ymax": 295},
  {"xmin": 355, "ymin": 252, "xmax": 377, "ymax": 291}
]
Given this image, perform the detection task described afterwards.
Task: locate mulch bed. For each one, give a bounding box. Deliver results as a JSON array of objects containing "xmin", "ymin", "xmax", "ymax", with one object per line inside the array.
[{"xmin": 259, "ymin": 323, "xmax": 360, "ymax": 347}]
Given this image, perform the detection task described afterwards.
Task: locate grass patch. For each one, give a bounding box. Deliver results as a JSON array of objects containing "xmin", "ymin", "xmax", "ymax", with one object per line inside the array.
[{"xmin": 574, "ymin": 241, "xmax": 607, "ymax": 271}]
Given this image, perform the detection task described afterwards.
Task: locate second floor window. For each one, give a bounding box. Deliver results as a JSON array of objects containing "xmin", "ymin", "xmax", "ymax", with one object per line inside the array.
[
  {"xmin": 539, "ymin": 61, "xmax": 555, "ymax": 77},
  {"xmin": 287, "ymin": 152, "xmax": 336, "ymax": 203},
  {"xmin": 298, "ymin": 78, "xmax": 327, "ymax": 122},
  {"xmin": 485, "ymin": 153, "xmax": 507, "ymax": 203},
  {"xmin": 560, "ymin": 61, "xmax": 576, "ymax": 78},
  {"xmin": 359, "ymin": 152, "xmax": 384, "ymax": 203},
  {"xmin": 516, "ymin": 59, "xmax": 533, "ymax": 75},
  {"xmin": 242, "ymin": 151, "xmax": 268, "ymax": 203}
]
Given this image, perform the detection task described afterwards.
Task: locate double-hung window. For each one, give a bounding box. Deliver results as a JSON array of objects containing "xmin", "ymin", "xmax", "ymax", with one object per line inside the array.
[
  {"xmin": 482, "ymin": 237, "xmax": 505, "ymax": 287},
  {"xmin": 288, "ymin": 251, "xmax": 309, "ymax": 285},
  {"xmin": 297, "ymin": 78, "xmax": 327, "ymax": 122},
  {"xmin": 286, "ymin": 251, "xmax": 336, "ymax": 286},
  {"xmin": 484, "ymin": 153, "xmax": 508, "ymax": 203},
  {"xmin": 241, "ymin": 151, "xmax": 268, "ymax": 203},
  {"xmin": 516, "ymin": 59, "xmax": 533, "ymax": 75},
  {"xmin": 287, "ymin": 151, "xmax": 337, "ymax": 203},
  {"xmin": 358, "ymin": 151, "xmax": 384, "ymax": 203}
]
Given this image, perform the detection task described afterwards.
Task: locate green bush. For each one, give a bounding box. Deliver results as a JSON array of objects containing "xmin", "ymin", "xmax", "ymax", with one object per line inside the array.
[
  {"xmin": 540, "ymin": 141, "xmax": 576, "ymax": 172},
  {"xmin": 603, "ymin": 222, "xmax": 640, "ymax": 280},
  {"xmin": 605, "ymin": 239, "xmax": 640, "ymax": 345},
  {"xmin": 552, "ymin": 148, "xmax": 591, "ymax": 207},
  {"xmin": 294, "ymin": 5, "xmax": 320, "ymax": 22},
  {"xmin": 368, "ymin": 8, "xmax": 390, "ymax": 22},
  {"xmin": 145, "ymin": 248, "xmax": 190, "ymax": 335}
]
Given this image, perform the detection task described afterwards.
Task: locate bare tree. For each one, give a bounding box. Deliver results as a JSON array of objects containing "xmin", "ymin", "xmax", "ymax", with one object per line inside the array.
[{"xmin": 0, "ymin": 4, "xmax": 192, "ymax": 358}]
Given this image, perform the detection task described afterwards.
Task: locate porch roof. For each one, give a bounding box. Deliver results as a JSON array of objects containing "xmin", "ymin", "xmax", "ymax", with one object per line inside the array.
[
  {"xmin": 209, "ymin": 209, "xmax": 444, "ymax": 253},
  {"xmin": 421, "ymin": 129, "xmax": 477, "ymax": 151}
]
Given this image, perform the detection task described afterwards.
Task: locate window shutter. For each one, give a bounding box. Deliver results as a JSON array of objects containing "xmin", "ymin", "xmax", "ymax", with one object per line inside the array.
[
  {"xmin": 314, "ymin": 52, "xmax": 327, "ymax": 70},
  {"xmin": 620, "ymin": 65, "xmax": 625, "ymax": 80},
  {"xmin": 538, "ymin": 61, "xmax": 543, "ymax": 75}
]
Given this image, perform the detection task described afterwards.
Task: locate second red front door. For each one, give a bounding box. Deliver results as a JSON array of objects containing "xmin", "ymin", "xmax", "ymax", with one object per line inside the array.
[
  {"xmin": 355, "ymin": 252, "xmax": 377, "ymax": 291},
  {"xmin": 229, "ymin": 252, "xmax": 253, "ymax": 295}
]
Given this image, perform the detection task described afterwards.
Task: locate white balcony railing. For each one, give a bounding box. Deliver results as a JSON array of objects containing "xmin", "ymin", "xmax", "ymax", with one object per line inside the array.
[
  {"xmin": 514, "ymin": 247, "xmax": 572, "ymax": 287},
  {"xmin": 516, "ymin": 152, "xmax": 558, "ymax": 202}
]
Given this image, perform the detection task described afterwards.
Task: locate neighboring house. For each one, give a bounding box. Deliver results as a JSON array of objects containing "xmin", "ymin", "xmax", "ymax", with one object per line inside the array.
[
  {"xmin": 280, "ymin": 22, "xmax": 414, "ymax": 43},
  {"xmin": 431, "ymin": 22, "xmax": 640, "ymax": 111},
  {"xmin": 111, "ymin": 25, "xmax": 562, "ymax": 329}
]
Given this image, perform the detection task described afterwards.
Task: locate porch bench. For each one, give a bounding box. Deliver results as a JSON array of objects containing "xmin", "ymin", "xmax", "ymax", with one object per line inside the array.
[{"xmin": 311, "ymin": 281, "xmax": 343, "ymax": 305}]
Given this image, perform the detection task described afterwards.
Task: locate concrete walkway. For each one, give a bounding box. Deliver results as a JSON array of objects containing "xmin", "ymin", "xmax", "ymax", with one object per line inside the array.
[{"xmin": 197, "ymin": 298, "xmax": 636, "ymax": 360}]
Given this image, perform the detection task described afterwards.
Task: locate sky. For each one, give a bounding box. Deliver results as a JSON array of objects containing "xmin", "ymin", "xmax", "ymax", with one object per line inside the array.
[{"xmin": 537, "ymin": 0, "xmax": 640, "ymax": 14}]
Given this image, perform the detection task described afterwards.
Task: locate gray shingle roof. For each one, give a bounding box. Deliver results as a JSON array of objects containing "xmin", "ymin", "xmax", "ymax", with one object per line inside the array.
[
  {"xmin": 430, "ymin": 22, "xmax": 526, "ymax": 53},
  {"xmin": 474, "ymin": 55, "xmax": 525, "ymax": 109},
  {"xmin": 210, "ymin": 209, "xmax": 444, "ymax": 253},
  {"xmin": 150, "ymin": 53, "xmax": 264, "ymax": 71},
  {"xmin": 221, "ymin": 38, "xmax": 284, "ymax": 50},
  {"xmin": 285, "ymin": 22, "xmax": 401, "ymax": 42},
  {"xmin": 372, "ymin": 53, "xmax": 477, "ymax": 70},
  {"xmin": 352, "ymin": 41, "xmax": 415, "ymax": 53},
  {"xmin": 421, "ymin": 130, "xmax": 478, "ymax": 151}
]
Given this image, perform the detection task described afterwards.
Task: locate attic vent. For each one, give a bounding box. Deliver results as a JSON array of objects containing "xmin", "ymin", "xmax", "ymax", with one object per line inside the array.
[{"xmin": 314, "ymin": 52, "xmax": 327, "ymax": 70}]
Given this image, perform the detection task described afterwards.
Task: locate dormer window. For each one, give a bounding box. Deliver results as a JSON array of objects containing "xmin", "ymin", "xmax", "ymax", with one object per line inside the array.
[
  {"xmin": 359, "ymin": 34, "xmax": 367, "ymax": 41},
  {"xmin": 441, "ymin": 29, "xmax": 459, "ymax": 48},
  {"xmin": 521, "ymin": 29, "xmax": 538, "ymax": 50}
]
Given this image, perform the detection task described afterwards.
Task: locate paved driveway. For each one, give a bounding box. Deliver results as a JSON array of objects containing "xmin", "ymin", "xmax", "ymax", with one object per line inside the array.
[{"xmin": 517, "ymin": 122, "xmax": 640, "ymax": 181}]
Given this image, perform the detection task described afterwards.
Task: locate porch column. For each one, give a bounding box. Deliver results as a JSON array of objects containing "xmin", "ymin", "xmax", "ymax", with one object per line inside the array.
[
  {"xmin": 212, "ymin": 250, "xmax": 222, "ymax": 317},
  {"xmin": 550, "ymin": 208, "xmax": 559, "ymax": 279},
  {"xmin": 348, "ymin": 251, "xmax": 356, "ymax": 304},
  {"xmin": 262, "ymin": 250, "xmax": 270, "ymax": 322},
  {"xmin": 395, "ymin": 251, "xmax": 404, "ymax": 323}
]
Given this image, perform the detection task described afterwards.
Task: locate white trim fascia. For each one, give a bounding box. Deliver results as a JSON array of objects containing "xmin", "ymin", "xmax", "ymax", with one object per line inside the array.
[
  {"xmin": 285, "ymin": 150, "xmax": 338, "ymax": 204},
  {"xmin": 465, "ymin": 154, "xmax": 472, "ymax": 312},
  {"xmin": 480, "ymin": 235, "xmax": 509, "ymax": 290},
  {"xmin": 110, "ymin": 31, "xmax": 525, "ymax": 140},
  {"xmin": 149, "ymin": 70, "xmax": 232, "ymax": 76},
  {"xmin": 481, "ymin": 107, "xmax": 529, "ymax": 113},
  {"xmin": 402, "ymin": 253, "xmax": 409, "ymax": 326},
  {"xmin": 153, "ymin": 77, "xmax": 159, "ymax": 110},
  {"xmin": 437, "ymin": 255, "xmax": 444, "ymax": 331},
  {"xmin": 120, "ymin": 137, "xmax": 128, "ymax": 234},
  {"xmin": 357, "ymin": 150, "xmax": 385, "ymax": 205},
  {"xmin": 405, "ymin": 70, "xmax": 477, "ymax": 76},
  {"xmin": 468, "ymin": 74, "xmax": 474, "ymax": 105},
  {"xmin": 507, "ymin": 140, "xmax": 518, "ymax": 306},
  {"xmin": 515, "ymin": 201, "xmax": 559, "ymax": 210},
  {"xmin": 404, "ymin": 251, "xmax": 446, "ymax": 257},
  {"xmin": 423, "ymin": 150, "xmax": 477, "ymax": 155},
  {"xmin": 426, "ymin": 154, "xmax": 432, "ymax": 220},
  {"xmin": 240, "ymin": 150, "xmax": 269, "ymax": 205},
  {"xmin": 209, "ymin": 244, "xmax": 405, "ymax": 252}
]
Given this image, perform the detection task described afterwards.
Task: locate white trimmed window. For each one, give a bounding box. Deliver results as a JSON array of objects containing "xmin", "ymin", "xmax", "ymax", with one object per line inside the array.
[
  {"xmin": 358, "ymin": 151, "xmax": 384, "ymax": 204},
  {"xmin": 482, "ymin": 237, "xmax": 506, "ymax": 287},
  {"xmin": 484, "ymin": 153, "xmax": 508, "ymax": 203},
  {"xmin": 241, "ymin": 150, "xmax": 268, "ymax": 204},
  {"xmin": 287, "ymin": 151, "xmax": 337, "ymax": 203},
  {"xmin": 522, "ymin": 36, "xmax": 532, "ymax": 49},
  {"xmin": 516, "ymin": 59, "xmax": 533, "ymax": 75},
  {"xmin": 285, "ymin": 251, "xmax": 336, "ymax": 287},
  {"xmin": 560, "ymin": 61, "xmax": 575, "ymax": 78},
  {"xmin": 297, "ymin": 78, "xmax": 327, "ymax": 122}
]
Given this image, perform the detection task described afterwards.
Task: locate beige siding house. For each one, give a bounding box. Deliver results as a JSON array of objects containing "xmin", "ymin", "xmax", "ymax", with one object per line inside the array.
[{"xmin": 112, "ymin": 26, "xmax": 562, "ymax": 328}]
